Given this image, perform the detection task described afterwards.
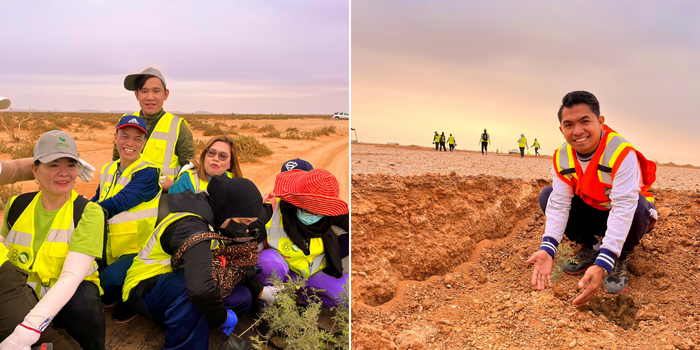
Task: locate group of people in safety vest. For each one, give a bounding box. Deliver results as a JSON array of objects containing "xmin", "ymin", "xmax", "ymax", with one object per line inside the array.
[
  {"xmin": 0, "ymin": 68, "xmax": 349, "ymax": 350},
  {"xmin": 433, "ymin": 131, "xmax": 457, "ymax": 152},
  {"xmin": 515, "ymin": 134, "xmax": 541, "ymax": 157}
]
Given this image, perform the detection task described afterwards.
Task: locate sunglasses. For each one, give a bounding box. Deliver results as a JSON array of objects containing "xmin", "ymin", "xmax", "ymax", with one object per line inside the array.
[{"xmin": 206, "ymin": 148, "xmax": 230, "ymax": 161}]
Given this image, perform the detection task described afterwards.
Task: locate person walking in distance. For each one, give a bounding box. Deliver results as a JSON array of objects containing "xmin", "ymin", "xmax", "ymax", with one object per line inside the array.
[
  {"xmin": 439, "ymin": 132, "xmax": 447, "ymax": 152},
  {"xmin": 480, "ymin": 129, "xmax": 490, "ymax": 155},
  {"xmin": 517, "ymin": 134, "xmax": 528, "ymax": 158},
  {"xmin": 532, "ymin": 138, "xmax": 541, "ymax": 156},
  {"xmin": 433, "ymin": 131, "xmax": 440, "ymax": 151},
  {"xmin": 448, "ymin": 134, "xmax": 456, "ymax": 152}
]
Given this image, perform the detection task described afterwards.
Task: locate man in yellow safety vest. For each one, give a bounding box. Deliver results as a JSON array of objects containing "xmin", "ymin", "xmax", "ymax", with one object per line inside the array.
[{"xmin": 114, "ymin": 67, "xmax": 194, "ymax": 191}]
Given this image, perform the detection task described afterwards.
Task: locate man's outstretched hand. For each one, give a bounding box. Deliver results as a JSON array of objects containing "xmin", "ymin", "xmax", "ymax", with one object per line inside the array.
[
  {"xmin": 573, "ymin": 265, "xmax": 604, "ymax": 305},
  {"xmin": 525, "ymin": 250, "xmax": 553, "ymax": 291}
]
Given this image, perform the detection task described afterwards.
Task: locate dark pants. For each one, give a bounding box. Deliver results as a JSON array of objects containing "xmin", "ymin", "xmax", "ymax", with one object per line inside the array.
[
  {"xmin": 435, "ymin": 142, "xmax": 439, "ymax": 151},
  {"xmin": 100, "ymin": 254, "xmax": 136, "ymax": 305},
  {"xmin": 539, "ymin": 186, "xmax": 656, "ymax": 258},
  {"xmin": 126, "ymin": 270, "xmax": 252, "ymax": 350},
  {"xmin": 449, "ymin": 144, "xmax": 455, "ymax": 152},
  {"xmin": 481, "ymin": 142, "xmax": 488, "ymax": 154},
  {"xmin": 439, "ymin": 142, "xmax": 446, "ymax": 151},
  {"xmin": 519, "ymin": 147, "xmax": 525, "ymax": 157},
  {"xmin": 0, "ymin": 261, "xmax": 105, "ymax": 350},
  {"xmin": 534, "ymin": 147, "xmax": 539, "ymax": 156}
]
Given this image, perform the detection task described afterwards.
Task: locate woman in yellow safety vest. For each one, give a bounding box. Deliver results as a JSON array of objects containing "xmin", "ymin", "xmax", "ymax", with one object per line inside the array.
[
  {"xmin": 0, "ymin": 131, "xmax": 105, "ymax": 350},
  {"xmin": 169, "ymin": 135, "xmax": 243, "ymax": 194},
  {"xmin": 251, "ymin": 169, "xmax": 349, "ymax": 313}
]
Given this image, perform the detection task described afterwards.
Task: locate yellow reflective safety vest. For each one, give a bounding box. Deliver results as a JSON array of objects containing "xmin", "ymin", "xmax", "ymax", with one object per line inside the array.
[
  {"xmin": 182, "ymin": 169, "xmax": 233, "ymax": 194},
  {"xmin": 3, "ymin": 191, "xmax": 102, "ymax": 298},
  {"xmin": 448, "ymin": 136, "xmax": 455, "ymax": 145},
  {"xmin": 265, "ymin": 199, "xmax": 326, "ymax": 277},
  {"xmin": 125, "ymin": 111, "xmax": 189, "ymax": 179},
  {"xmin": 433, "ymin": 134, "xmax": 440, "ymax": 142},
  {"xmin": 122, "ymin": 212, "xmax": 219, "ymax": 302},
  {"xmin": 534, "ymin": 141, "xmax": 540, "ymax": 148},
  {"xmin": 553, "ymin": 125, "xmax": 656, "ymax": 210},
  {"xmin": 0, "ymin": 243, "xmax": 9, "ymax": 266},
  {"xmin": 518, "ymin": 137, "xmax": 527, "ymax": 148},
  {"xmin": 98, "ymin": 157, "xmax": 162, "ymax": 264}
]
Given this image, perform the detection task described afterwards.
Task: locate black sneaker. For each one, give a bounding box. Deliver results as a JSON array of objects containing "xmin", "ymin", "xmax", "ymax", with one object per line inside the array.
[
  {"xmin": 112, "ymin": 302, "xmax": 137, "ymax": 323},
  {"xmin": 562, "ymin": 245, "xmax": 600, "ymax": 275},
  {"xmin": 604, "ymin": 259, "xmax": 629, "ymax": 294}
]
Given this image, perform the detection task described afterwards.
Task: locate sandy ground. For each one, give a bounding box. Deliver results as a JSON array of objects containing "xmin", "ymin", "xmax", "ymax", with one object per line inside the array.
[
  {"xmin": 0, "ymin": 115, "xmax": 349, "ymax": 349},
  {"xmin": 351, "ymin": 143, "xmax": 700, "ymax": 350}
]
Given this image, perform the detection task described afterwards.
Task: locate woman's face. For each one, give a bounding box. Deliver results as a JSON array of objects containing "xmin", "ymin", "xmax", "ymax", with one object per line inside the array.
[
  {"xmin": 32, "ymin": 158, "xmax": 78, "ymax": 197},
  {"xmin": 204, "ymin": 141, "xmax": 231, "ymax": 177}
]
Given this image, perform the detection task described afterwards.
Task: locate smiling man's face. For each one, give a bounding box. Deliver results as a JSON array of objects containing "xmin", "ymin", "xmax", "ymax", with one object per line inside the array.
[
  {"xmin": 135, "ymin": 77, "xmax": 169, "ymax": 116},
  {"xmin": 559, "ymin": 103, "xmax": 605, "ymax": 156}
]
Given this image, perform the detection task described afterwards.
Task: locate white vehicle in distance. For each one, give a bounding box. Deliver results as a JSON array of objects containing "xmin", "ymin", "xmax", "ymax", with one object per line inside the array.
[{"xmin": 333, "ymin": 112, "xmax": 349, "ymax": 120}]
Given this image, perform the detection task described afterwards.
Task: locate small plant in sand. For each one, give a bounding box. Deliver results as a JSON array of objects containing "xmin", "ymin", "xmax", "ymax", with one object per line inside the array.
[
  {"xmin": 250, "ymin": 274, "xmax": 349, "ymax": 350},
  {"xmin": 311, "ymin": 125, "xmax": 337, "ymax": 137},
  {"xmin": 551, "ymin": 242, "xmax": 573, "ymax": 283},
  {"xmin": 203, "ymin": 123, "xmax": 226, "ymax": 137},
  {"xmin": 258, "ymin": 124, "xmax": 277, "ymax": 133},
  {"xmin": 82, "ymin": 128, "xmax": 98, "ymax": 141}
]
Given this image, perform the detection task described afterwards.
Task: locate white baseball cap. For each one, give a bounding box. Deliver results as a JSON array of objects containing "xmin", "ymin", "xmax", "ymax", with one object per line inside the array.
[{"xmin": 0, "ymin": 97, "xmax": 10, "ymax": 110}]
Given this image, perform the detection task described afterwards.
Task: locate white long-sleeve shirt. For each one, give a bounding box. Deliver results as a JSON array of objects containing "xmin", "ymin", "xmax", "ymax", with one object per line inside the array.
[{"xmin": 540, "ymin": 150, "xmax": 644, "ymax": 272}]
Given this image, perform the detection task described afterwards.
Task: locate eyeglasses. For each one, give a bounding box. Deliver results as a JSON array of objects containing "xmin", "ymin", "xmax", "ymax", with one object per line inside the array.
[{"xmin": 206, "ymin": 148, "xmax": 229, "ymax": 161}]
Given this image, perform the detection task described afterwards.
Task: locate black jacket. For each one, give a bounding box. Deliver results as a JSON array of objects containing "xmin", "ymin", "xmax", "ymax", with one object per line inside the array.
[{"xmin": 151, "ymin": 191, "xmax": 260, "ymax": 328}]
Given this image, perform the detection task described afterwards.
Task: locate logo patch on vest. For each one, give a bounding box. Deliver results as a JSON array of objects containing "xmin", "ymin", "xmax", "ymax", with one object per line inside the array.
[
  {"xmin": 11, "ymin": 249, "xmax": 19, "ymax": 262},
  {"xmin": 291, "ymin": 244, "xmax": 300, "ymax": 252},
  {"xmin": 18, "ymin": 252, "xmax": 29, "ymax": 264},
  {"xmin": 281, "ymin": 242, "xmax": 292, "ymax": 252}
]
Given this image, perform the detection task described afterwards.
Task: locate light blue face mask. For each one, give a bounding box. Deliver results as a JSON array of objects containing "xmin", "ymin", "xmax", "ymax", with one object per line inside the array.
[{"xmin": 297, "ymin": 209, "xmax": 324, "ymax": 226}]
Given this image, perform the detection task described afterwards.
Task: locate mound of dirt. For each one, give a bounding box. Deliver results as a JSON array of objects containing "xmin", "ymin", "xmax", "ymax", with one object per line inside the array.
[{"xmin": 351, "ymin": 172, "xmax": 700, "ymax": 349}]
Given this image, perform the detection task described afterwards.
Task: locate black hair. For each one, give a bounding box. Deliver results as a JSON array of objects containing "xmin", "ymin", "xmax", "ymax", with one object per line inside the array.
[
  {"xmin": 135, "ymin": 74, "xmax": 166, "ymax": 91},
  {"xmin": 557, "ymin": 91, "xmax": 600, "ymax": 122}
]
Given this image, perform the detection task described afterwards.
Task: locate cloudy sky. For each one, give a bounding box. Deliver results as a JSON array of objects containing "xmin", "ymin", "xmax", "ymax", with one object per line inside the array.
[
  {"xmin": 0, "ymin": 1, "xmax": 348, "ymax": 114},
  {"xmin": 352, "ymin": 0, "xmax": 700, "ymax": 166}
]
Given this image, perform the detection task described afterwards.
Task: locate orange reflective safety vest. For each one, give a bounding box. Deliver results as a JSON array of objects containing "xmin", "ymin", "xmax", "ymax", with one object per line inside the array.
[{"xmin": 553, "ymin": 125, "xmax": 656, "ymax": 210}]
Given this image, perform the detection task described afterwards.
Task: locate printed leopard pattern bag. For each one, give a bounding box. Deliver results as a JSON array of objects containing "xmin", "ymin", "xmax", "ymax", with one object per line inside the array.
[{"xmin": 173, "ymin": 232, "xmax": 258, "ymax": 298}]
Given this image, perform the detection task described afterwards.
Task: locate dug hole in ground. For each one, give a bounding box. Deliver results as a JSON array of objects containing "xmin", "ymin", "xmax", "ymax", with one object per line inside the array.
[{"xmin": 351, "ymin": 143, "xmax": 700, "ymax": 350}]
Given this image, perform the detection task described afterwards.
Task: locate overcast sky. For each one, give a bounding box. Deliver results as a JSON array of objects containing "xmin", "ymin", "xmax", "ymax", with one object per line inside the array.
[
  {"xmin": 352, "ymin": 0, "xmax": 700, "ymax": 166},
  {"xmin": 0, "ymin": 1, "xmax": 348, "ymax": 114}
]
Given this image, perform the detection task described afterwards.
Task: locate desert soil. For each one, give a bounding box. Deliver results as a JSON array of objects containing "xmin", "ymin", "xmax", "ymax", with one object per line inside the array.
[
  {"xmin": 351, "ymin": 143, "xmax": 700, "ymax": 350},
  {"xmin": 0, "ymin": 114, "xmax": 349, "ymax": 349}
]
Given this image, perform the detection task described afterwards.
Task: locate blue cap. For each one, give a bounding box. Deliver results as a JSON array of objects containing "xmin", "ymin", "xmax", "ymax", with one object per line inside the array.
[
  {"xmin": 117, "ymin": 115, "xmax": 147, "ymax": 134},
  {"xmin": 281, "ymin": 158, "xmax": 313, "ymax": 172}
]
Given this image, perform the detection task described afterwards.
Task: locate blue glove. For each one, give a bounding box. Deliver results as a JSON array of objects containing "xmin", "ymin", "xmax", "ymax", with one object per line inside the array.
[{"xmin": 221, "ymin": 309, "xmax": 238, "ymax": 336}]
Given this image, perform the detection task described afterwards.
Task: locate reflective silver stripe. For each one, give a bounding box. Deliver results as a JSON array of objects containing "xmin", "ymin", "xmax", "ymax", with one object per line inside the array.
[
  {"xmin": 309, "ymin": 253, "xmax": 325, "ymax": 275},
  {"xmin": 193, "ymin": 173, "xmax": 201, "ymax": 193},
  {"xmin": 39, "ymin": 285, "xmax": 50, "ymax": 298},
  {"xmin": 6, "ymin": 230, "xmax": 33, "ymax": 247},
  {"xmin": 85, "ymin": 263, "xmax": 99, "ymax": 277},
  {"xmin": 601, "ymin": 135, "xmax": 626, "ymax": 168},
  {"xmin": 108, "ymin": 207, "xmax": 159, "ymax": 225},
  {"xmin": 266, "ymin": 206, "xmax": 285, "ymax": 249},
  {"xmin": 100, "ymin": 161, "xmax": 117, "ymax": 192},
  {"xmin": 557, "ymin": 144, "xmax": 572, "ymax": 173},
  {"xmin": 150, "ymin": 116, "xmax": 181, "ymax": 176},
  {"xmin": 331, "ymin": 225, "xmax": 347, "ymax": 237},
  {"xmin": 138, "ymin": 213, "xmax": 190, "ymax": 266},
  {"xmin": 46, "ymin": 228, "xmax": 73, "ymax": 245}
]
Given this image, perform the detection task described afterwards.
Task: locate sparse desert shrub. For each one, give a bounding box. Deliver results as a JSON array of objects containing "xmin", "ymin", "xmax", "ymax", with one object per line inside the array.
[
  {"xmin": 194, "ymin": 139, "xmax": 207, "ymax": 157},
  {"xmin": 0, "ymin": 183, "xmax": 23, "ymax": 207},
  {"xmin": 311, "ymin": 125, "xmax": 337, "ymax": 137},
  {"xmin": 259, "ymin": 124, "xmax": 276, "ymax": 133},
  {"xmin": 551, "ymin": 242, "xmax": 574, "ymax": 283},
  {"xmin": 78, "ymin": 119, "xmax": 104, "ymax": 129},
  {"xmin": 203, "ymin": 124, "xmax": 226, "ymax": 136},
  {"xmin": 234, "ymin": 135, "xmax": 273, "ymax": 163},
  {"xmin": 240, "ymin": 122, "xmax": 258, "ymax": 130},
  {"xmin": 264, "ymin": 129, "xmax": 281, "ymax": 138},
  {"xmin": 250, "ymin": 274, "xmax": 349, "ymax": 350}
]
